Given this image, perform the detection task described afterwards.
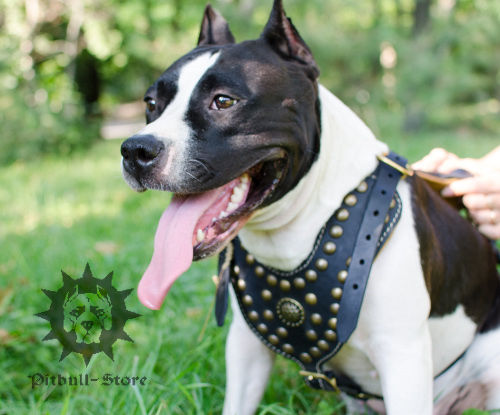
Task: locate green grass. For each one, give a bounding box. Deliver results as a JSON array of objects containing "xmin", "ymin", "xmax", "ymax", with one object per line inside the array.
[{"xmin": 0, "ymin": 130, "xmax": 498, "ymax": 414}]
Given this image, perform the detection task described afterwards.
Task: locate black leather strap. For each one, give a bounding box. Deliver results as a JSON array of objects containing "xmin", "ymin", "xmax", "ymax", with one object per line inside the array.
[{"xmin": 337, "ymin": 152, "xmax": 407, "ymax": 342}]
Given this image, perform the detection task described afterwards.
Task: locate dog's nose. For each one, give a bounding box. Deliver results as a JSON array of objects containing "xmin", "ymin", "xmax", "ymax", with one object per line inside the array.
[
  {"xmin": 82, "ymin": 321, "xmax": 93, "ymax": 331},
  {"xmin": 121, "ymin": 135, "xmax": 165, "ymax": 175}
]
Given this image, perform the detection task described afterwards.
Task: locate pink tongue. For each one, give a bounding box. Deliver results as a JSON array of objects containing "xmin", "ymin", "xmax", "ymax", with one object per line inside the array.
[{"xmin": 138, "ymin": 189, "xmax": 221, "ymax": 310}]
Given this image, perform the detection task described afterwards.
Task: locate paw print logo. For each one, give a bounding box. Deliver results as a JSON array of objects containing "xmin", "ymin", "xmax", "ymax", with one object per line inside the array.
[{"xmin": 37, "ymin": 264, "xmax": 140, "ymax": 365}]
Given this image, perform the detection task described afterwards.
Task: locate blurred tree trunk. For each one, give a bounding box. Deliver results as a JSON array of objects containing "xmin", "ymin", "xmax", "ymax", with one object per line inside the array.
[
  {"xmin": 413, "ymin": 0, "xmax": 432, "ymax": 36},
  {"xmin": 171, "ymin": 0, "xmax": 182, "ymax": 32}
]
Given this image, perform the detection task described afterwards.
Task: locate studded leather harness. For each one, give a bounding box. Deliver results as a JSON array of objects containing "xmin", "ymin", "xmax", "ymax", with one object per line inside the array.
[{"xmin": 215, "ymin": 152, "xmax": 410, "ymax": 399}]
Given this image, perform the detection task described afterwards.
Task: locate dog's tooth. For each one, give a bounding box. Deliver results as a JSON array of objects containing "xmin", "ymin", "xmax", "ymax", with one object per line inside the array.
[
  {"xmin": 227, "ymin": 202, "xmax": 238, "ymax": 212},
  {"xmin": 241, "ymin": 174, "xmax": 249, "ymax": 184},
  {"xmin": 231, "ymin": 191, "xmax": 243, "ymax": 203},
  {"xmin": 219, "ymin": 211, "xmax": 228, "ymax": 218},
  {"xmin": 196, "ymin": 229, "xmax": 205, "ymax": 242}
]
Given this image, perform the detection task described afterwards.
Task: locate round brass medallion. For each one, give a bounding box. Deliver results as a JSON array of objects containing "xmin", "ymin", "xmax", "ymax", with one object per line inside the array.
[{"xmin": 276, "ymin": 297, "xmax": 305, "ymax": 327}]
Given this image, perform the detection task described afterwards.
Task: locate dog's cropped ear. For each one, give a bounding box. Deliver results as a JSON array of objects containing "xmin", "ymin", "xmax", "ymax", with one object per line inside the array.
[
  {"xmin": 261, "ymin": 0, "xmax": 319, "ymax": 79},
  {"xmin": 197, "ymin": 4, "xmax": 235, "ymax": 46}
]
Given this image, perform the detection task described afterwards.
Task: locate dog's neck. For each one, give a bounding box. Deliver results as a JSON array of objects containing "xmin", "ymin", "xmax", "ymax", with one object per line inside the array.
[{"xmin": 239, "ymin": 85, "xmax": 388, "ymax": 270}]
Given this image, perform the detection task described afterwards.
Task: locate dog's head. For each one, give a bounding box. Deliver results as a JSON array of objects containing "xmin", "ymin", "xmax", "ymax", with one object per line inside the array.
[
  {"xmin": 121, "ymin": 0, "xmax": 321, "ymax": 309},
  {"xmin": 63, "ymin": 286, "xmax": 112, "ymax": 344}
]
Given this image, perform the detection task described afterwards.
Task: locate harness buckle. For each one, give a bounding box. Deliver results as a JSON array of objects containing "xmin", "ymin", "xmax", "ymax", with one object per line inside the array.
[
  {"xmin": 299, "ymin": 370, "xmax": 340, "ymax": 393},
  {"xmin": 377, "ymin": 153, "xmax": 414, "ymax": 179}
]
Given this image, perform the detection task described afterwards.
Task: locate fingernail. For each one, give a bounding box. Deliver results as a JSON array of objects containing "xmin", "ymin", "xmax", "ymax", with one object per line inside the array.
[{"xmin": 441, "ymin": 187, "xmax": 453, "ymax": 197}]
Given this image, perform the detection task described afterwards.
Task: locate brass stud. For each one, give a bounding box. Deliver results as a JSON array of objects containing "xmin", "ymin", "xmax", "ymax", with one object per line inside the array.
[
  {"xmin": 346, "ymin": 256, "xmax": 352, "ymax": 267},
  {"xmin": 257, "ymin": 323, "xmax": 268, "ymax": 334},
  {"xmin": 263, "ymin": 309, "xmax": 274, "ymax": 320},
  {"xmin": 328, "ymin": 318, "xmax": 338, "ymax": 329},
  {"xmin": 390, "ymin": 198, "xmax": 396, "ymax": 209},
  {"xmin": 305, "ymin": 269, "xmax": 317, "ymax": 282},
  {"xmin": 277, "ymin": 298, "xmax": 305, "ymax": 327},
  {"xmin": 311, "ymin": 313, "xmax": 322, "ymax": 325},
  {"xmin": 325, "ymin": 330, "xmax": 337, "ymax": 341},
  {"xmin": 315, "ymin": 258, "xmax": 328, "ymax": 271},
  {"xmin": 337, "ymin": 270, "xmax": 348, "ymax": 283},
  {"xmin": 344, "ymin": 194, "xmax": 358, "ymax": 206},
  {"xmin": 330, "ymin": 225, "xmax": 343, "ymax": 238},
  {"xmin": 323, "ymin": 242, "xmax": 337, "ymax": 255},
  {"xmin": 293, "ymin": 277, "xmax": 306, "ymax": 289},
  {"xmin": 337, "ymin": 208, "xmax": 349, "ymax": 221},
  {"xmin": 305, "ymin": 293, "xmax": 317, "ymax": 305},
  {"xmin": 255, "ymin": 266, "xmax": 265, "ymax": 278},
  {"xmin": 233, "ymin": 265, "xmax": 240, "ymax": 275},
  {"xmin": 279, "ymin": 280, "xmax": 291, "ymax": 292},
  {"xmin": 246, "ymin": 254, "xmax": 255, "ymax": 265},
  {"xmin": 318, "ymin": 340, "xmax": 330, "ymax": 351},
  {"xmin": 330, "ymin": 303, "xmax": 340, "ymax": 315},
  {"xmin": 309, "ymin": 347, "xmax": 321, "ymax": 358},
  {"xmin": 331, "ymin": 287, "xmax": 343, "ymax": 300},
  {"xmin": 267, "ymin": 274, "xmax": 277, "ymax": 286},
  {"xmin": 276, "ymin": 327, "xmax": 288, "ymax": 338},
  {"xmin": 300, "ymin": 353, "xmax": 312, "ymax": 363},
  {"xmin": 268, "ymin": 334, "xmax": 279, "ymax": 345},
  {"xmin": 282, "ymin": 343, "xmax": 294, "ymax": 354},
  {"xmin": 237, "ymin": 279, "xmax": 246, "ymax": 291},
  {"xmin": 261, "ymin": 289, "xmax": 272, "ymax": 301},
  {"xmin": 357, "ymin": 181, "xmax": 368, "ymax": 193},
  {"xmin": 306, "ymin": 329, "xmax": 318, "ymax": 341},
  {"xmin": 385, "ymin": 214, "xmax": 390, "ymax": 224},
  {"xmin": 243, "ymin": 295, "xmax": 253, "ymax": 306},
  {"xmin": 248, "ymin": 311, "xmax": 259, "ymax": 321}
]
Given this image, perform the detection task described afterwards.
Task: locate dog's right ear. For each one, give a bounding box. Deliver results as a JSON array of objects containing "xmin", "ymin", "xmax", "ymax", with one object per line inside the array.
[{"xmin": 197, "ymin": 4, "xmax": 235, "ymax": 46}]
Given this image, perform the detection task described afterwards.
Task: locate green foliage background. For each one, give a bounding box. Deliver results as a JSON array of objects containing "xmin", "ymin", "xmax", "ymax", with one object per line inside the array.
[{"xmin": 1, "ymin": 0, "xmax": 499, "ymax": 164}]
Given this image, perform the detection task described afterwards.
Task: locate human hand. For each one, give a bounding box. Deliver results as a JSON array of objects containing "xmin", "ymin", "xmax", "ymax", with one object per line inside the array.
[
  {"xmin": 442, "ymin": 173, "xmax": 500, "ymax": 240},
  {"xmin": 413, "ymin": 148, "xmax": 500, "ymax": 240}
]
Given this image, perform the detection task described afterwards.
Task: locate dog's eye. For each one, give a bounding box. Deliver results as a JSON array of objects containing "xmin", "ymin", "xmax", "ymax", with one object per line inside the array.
[
  {"xmin": 145, "ymin": 98, "xmax": 156, "ymax": 112},
  {"xmin": 211, "ymin": 95, "xmax": 238, "ymax": 110}
]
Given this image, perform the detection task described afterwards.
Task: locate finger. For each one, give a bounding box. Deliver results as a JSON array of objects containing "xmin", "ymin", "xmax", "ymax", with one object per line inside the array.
[
  {"xmin": 463, "ymin": 193, "xmax": 500, "ymax": 210},
  {"xmin": 442, "ymin": 175, "xmax": 500, "ymax": 197},
  {"xmin": 477, "ymin": 224, "xmax": 500, "ymax": 240},
  {"xmin": 412, "ymin": 148, "xmax": 455, "ymax": 172},
  {"xmin": 436, "ymin": 157, "xmax": 480, "ymax": 175},
  {"xmin": 468, "ymin": 209, "xmax": 500, "ymax": 227}
]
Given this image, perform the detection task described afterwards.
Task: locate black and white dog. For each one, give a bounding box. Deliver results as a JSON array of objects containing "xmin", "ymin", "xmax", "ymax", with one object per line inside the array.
[{"xmin": 121, "ymin": 1, "xmax": 500, "ymax": 413}]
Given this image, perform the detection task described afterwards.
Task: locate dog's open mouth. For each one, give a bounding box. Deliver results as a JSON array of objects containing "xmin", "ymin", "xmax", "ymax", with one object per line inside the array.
[{"xmin": 138, "ymin": 159, "xmax": 285, "ymax": 310}]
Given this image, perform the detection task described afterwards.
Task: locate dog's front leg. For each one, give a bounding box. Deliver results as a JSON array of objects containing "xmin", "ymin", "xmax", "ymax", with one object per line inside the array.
[
  {"xmin": 369, "ymin": 323, "xmax": 433, "ymax": 415},
  {"xmin": 223, "ymin": 288, "xmax": 275, "ymax": 415}
]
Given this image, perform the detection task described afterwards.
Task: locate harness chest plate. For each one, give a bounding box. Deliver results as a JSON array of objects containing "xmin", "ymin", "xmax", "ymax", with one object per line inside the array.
[{"xmin": 218, "ymin": 152, "xmax": 408, "ymax": 397}]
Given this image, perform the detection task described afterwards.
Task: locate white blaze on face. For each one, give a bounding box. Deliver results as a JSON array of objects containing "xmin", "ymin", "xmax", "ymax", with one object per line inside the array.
[{"xmin": 139, "ymin": 51, "xmax": 221, "ymax": 181}]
